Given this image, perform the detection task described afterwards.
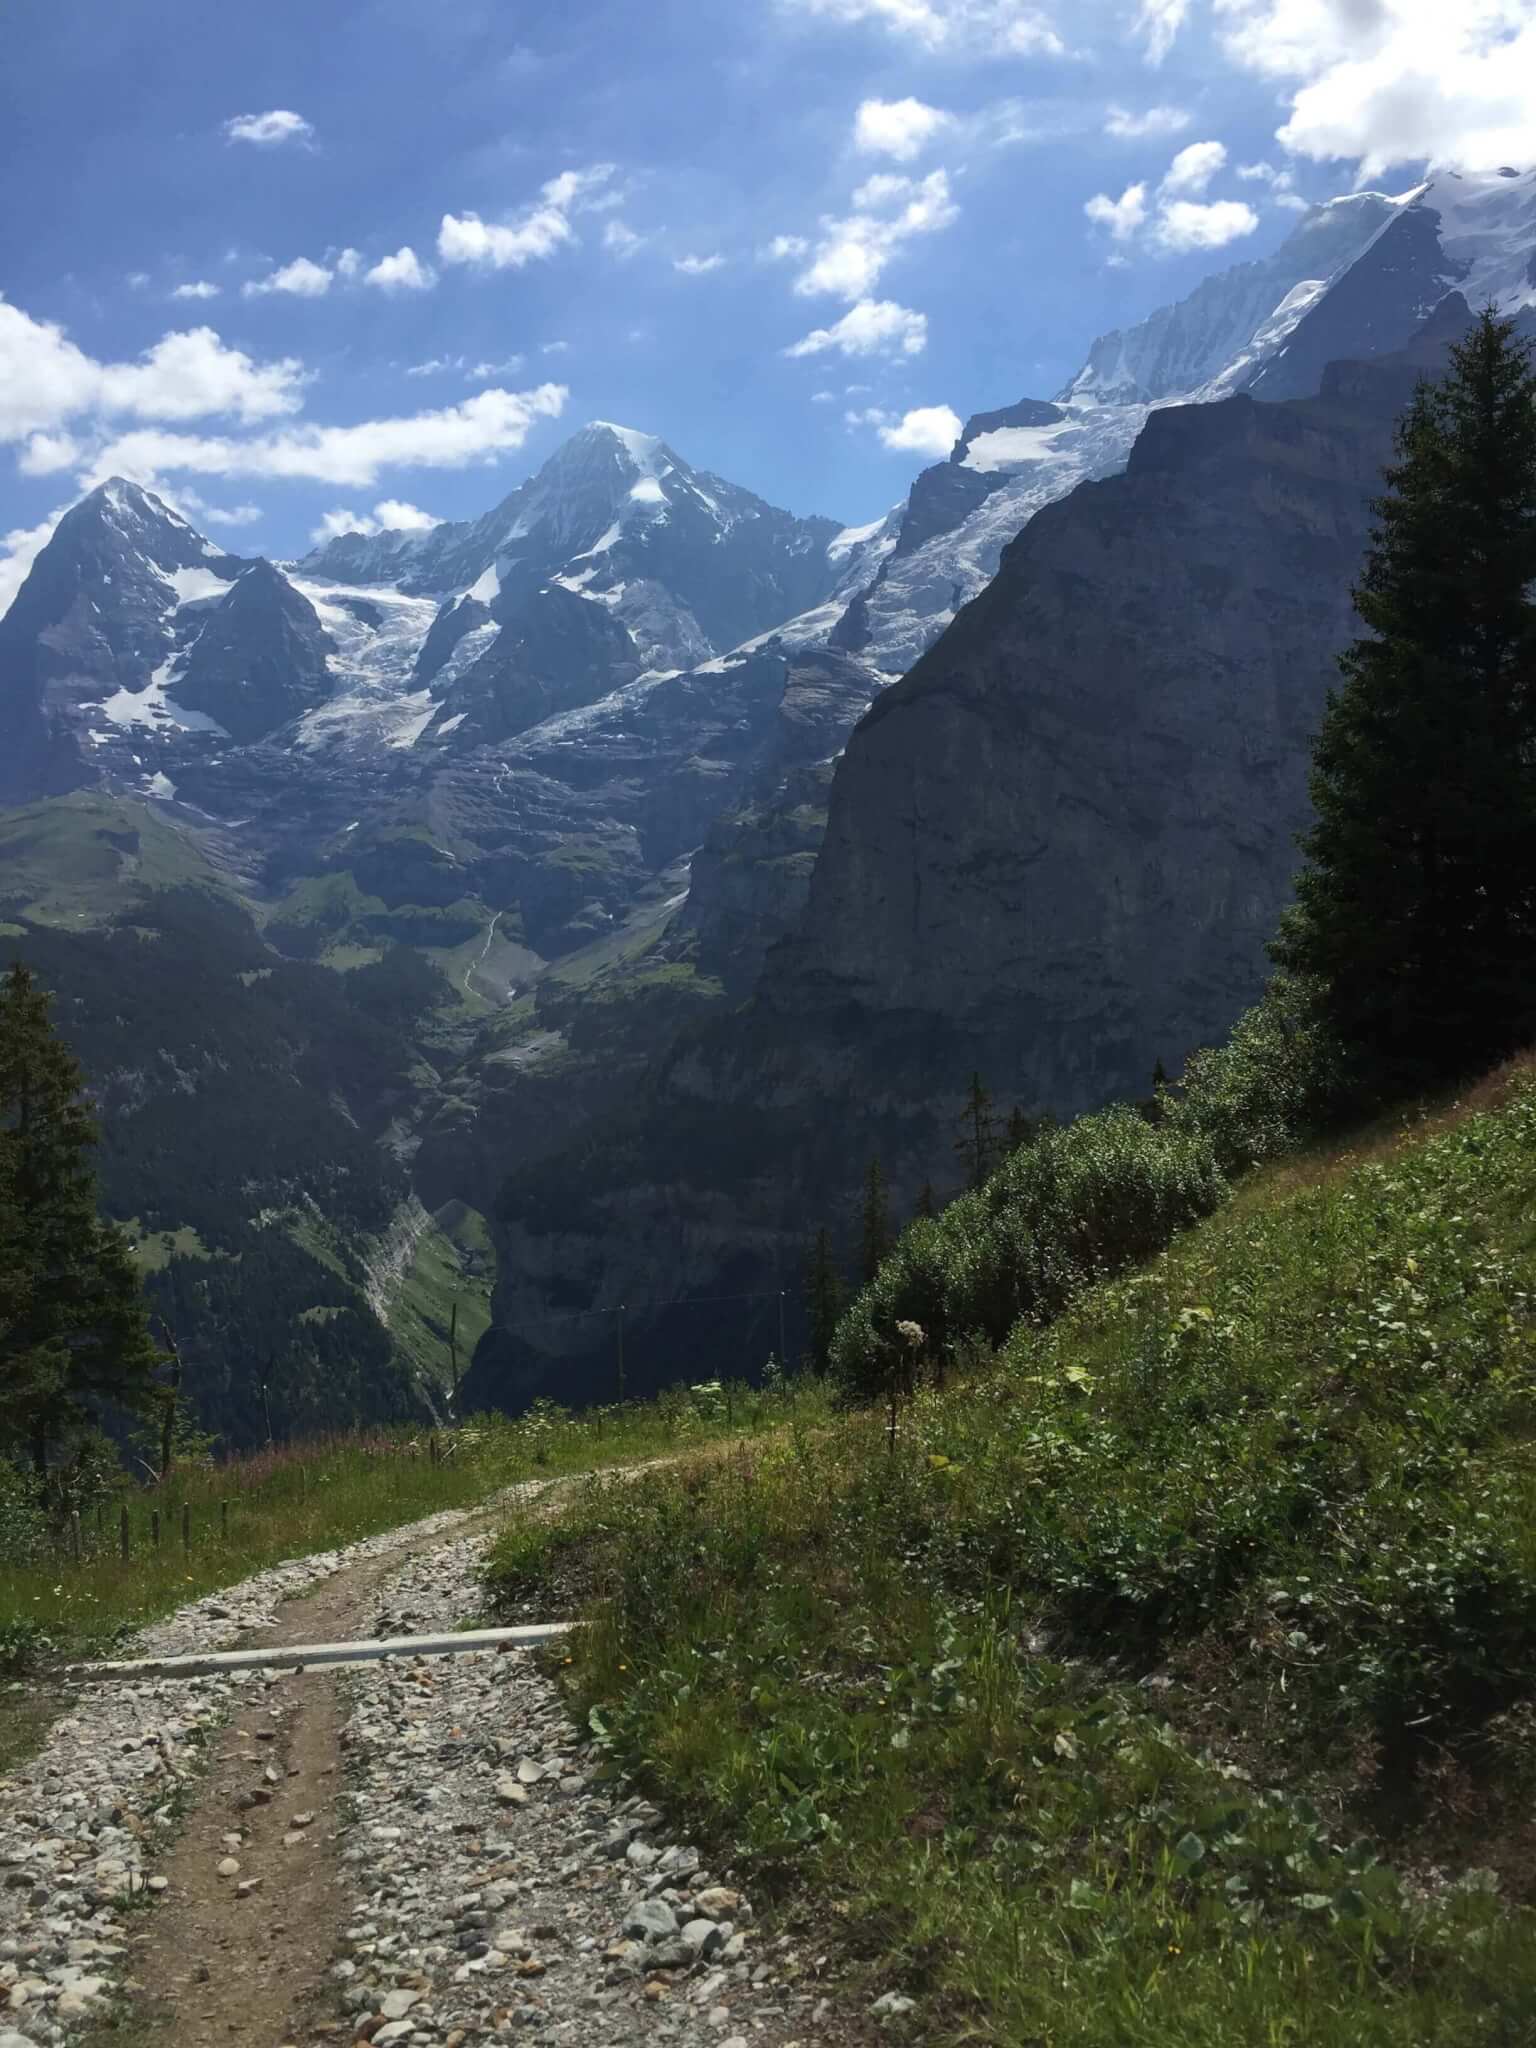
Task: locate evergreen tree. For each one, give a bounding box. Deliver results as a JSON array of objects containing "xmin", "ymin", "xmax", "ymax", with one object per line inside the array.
[
  {"xmin": 955, "ymin": 1071, "xmax": 1001, "ymax": 1190},
  {"xmin": 859, "ymin": 1159, "xmax": 892, "ymax": 1287},
  {"xmin": 915, "ymin": 1180, "xmax": 936, "ymax": 1221},
  {"xmin": 0, "ymin": 963, "xmax": 161, "ymax": 1477},
  {"xmin": 803, "ymin": 1227, "xmax": 842, "ymax": 1377},
  {"xmin": 1273, "ymin": 312, "xmax": 1536, "ymax": 1092},
  {"xmin": 1006, "ymin": 1104, "xmax": 1041, "ymax": 1153}
]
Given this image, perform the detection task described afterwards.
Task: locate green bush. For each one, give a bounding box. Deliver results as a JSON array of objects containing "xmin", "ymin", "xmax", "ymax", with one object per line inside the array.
[
  {"xmin": 831, "ymin": 1106, "xmax": 1227, "ymax": 1402},
  {"xmin": 1163, "ymin": 973, "xmax": 1347, "ymax": 1172}
]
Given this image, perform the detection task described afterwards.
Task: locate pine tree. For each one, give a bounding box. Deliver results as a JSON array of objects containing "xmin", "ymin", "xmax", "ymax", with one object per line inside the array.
[
  {"xmin": 1006, "ymin": 1104, "xmax": 1040, "ymax": 1153},
  {"xmin": 0, "ymin": 963, "xmax": 162, "ymax": 1477},
  {"xmin": 915, "ymin": 1181, "xmax": 936, "ymax": 1221},
  {"xmin": 803, "ymin": 1227, "xmax": 842, "ymax": 1377},
  {"xmin": 859, "ymin": 1159, "xmax": 892, "ymax": 1287},
  {"xmin": 955, "ymin": 1071, "xmax": 1000, "ymax": 1190},
  {"xmin": 1273, "ymin": 311, "xmax": 1536, "ymax": 1093}
]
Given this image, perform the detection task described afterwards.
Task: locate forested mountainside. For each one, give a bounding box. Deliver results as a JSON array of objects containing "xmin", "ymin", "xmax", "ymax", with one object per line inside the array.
[{"xmin": 1, "ymin": 169, "xmax": 1533, "ymax": 1431}]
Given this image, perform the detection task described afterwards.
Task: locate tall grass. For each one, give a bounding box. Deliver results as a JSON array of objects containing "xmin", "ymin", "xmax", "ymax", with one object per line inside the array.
[
  {"xmin": 485, "ymin": 1079, "xmax": 1536, "ymax": 2045},
  {"xmin": 2, "ymin": 1381, "xmax": 829, "ymax": 1669}
]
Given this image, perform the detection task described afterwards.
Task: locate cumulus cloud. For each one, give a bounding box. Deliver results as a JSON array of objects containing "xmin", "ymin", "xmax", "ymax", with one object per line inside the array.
[
  {"xmin": 1238, "ymin": 158, "xmax": 1309, "ymax": 208},
  {"xmin": 0, "ymin": 302, "xmax": 306, "ymax": 442},
  {"xmin": 223, "ymin": 109, "xmax": 313, "ymax": 147},
  {"xmin": 470, "ymin": 354, "xmax": 527, "ymax": 378},
  {"xmin": 811, "ymin": 389, "xmax": 837, "ymax": 401},
  {"xmin": 1083, "ymin": 181, "xmax": 1149, "ymax": 239},
  {"xmin": 877, "ymin": 403, "xmax": 963, "ymax": 456},
  {"xmin": 763, "ymin": 234, "xmax": 811, "ymax": 261},
  {"xmin": 1135, "ymin": 0, "xmax": 1191, "ymax": 63},
  {"xmin": 1105, "ymin": 103, "xmax": 1191, "ymax": 138},
  {"xmin": 18, "ymin": 432, "xmax": 82, "ymax": 476},
  {"xmin": 674, "ymin": 252, "xmax": 726, "ymax": 274},
  {"xmin": 603, "ymin": 220, "xmax": 646, "ymax": 257},
  {"xmin": 406, "ymin": 356, "xmax": 464, "ymax": 377},
  {"xmin": 1154, "ymin": 197, "xmax": 1261, "ymax": 249},
  {"xmin": 853, "ymin": 96, "xmax": 952, "ymax": 160},
  {"xmin": 172, "ymin": 280, "xmax": 221, "ymax": 300},
  {"xmin": 334, "ymin": 248, "xmax": 362, "ymax": 279},
  {"xmin": 311, "ymin": 497, "xmax": 445, "ymax": 543},
  {"xmin": 1216, "ymin": 0, "xmax": 1536, "ymax": 177},
  {"xmin": 0, "ymin": 506, "xmax": 67, "ymax": 617},
  {"xmin": 785, "ymin": 298, "xmax": 928, "ymax": 357},
  {"xmin": 85, "ymin": 383, "xmax": 570, "ymax": 490},
  {"xmin": 439, "ymin": 164, "xmax": 616, "ymax": 271},
  {"xmin": 171, "ymin": 488, "xmax": 263, "ymax": 527},
  {"xmin": 365, "ymin": 246, "xmax": 436, "ymax": 291},
  {"xmin": 795, "ymin": 167, "xmax": 958, "ymax": 299},
  {"xmin": 242, "ymin": 256, "xmax": 332, "ymax": 298},
  {"xmin": 785, "ymin": 0, "xmax": 1065, "ymax": 56},
  {"xmin": 1160, "ymin": 140, "xmax": 1227, "ymax": 194}
]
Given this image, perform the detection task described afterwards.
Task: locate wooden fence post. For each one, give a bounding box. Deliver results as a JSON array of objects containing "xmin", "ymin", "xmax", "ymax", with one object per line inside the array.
[
  {"xmin": 182, "ymin": 1502, "xmax": 191, "ymax": 1555},
  {"xmin": 70, "ymin": 1512, "xmax": 82, "ymax": 1564},
  {"xmin": 119, "ymin": 1506, "xmax": 130, "ymax": 1561},
  {"xmin": 220, "ymin": 1499, "xmax": 229, "ymax": 1543},
  {"xmin": 151, "ymin": 1509, "xmax": 161, "ymax": 1551}
]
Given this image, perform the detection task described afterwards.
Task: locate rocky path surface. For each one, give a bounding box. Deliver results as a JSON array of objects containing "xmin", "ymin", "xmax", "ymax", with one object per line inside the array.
[{"xmin": 0, "ymin": 1492, "xmax": 841, "ymax": 2048}]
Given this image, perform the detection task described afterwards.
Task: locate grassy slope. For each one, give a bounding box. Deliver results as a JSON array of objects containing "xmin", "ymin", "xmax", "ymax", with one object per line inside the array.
[
  {"xmin": 486, "ymin": 1070, "xmax": 1536, "ymax": 2045},
  {"xmin": 1, "ymin": 1385, "xmax": 831, "ymax": 1668}
]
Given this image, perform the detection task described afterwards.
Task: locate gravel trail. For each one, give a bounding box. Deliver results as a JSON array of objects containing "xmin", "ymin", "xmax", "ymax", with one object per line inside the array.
[{"xmin": 0, "ymin": 1492, "xmax": 843, "ymax": 2048}]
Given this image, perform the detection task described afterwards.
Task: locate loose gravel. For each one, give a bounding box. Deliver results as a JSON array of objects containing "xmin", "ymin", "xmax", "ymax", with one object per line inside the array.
[{"xmin": 0, "ymin": 1502, "xmax": 849, "ymax": 2047}]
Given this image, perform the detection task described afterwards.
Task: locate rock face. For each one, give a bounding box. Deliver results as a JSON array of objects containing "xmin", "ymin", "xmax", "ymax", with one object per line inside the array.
[
  {"xmin": 0, "ymin": 479, "xmax": 248, "ymax": 799},
  {"xmin": 774, "ymin": 319, "xmax": 1492, "ymax": 1120},
  {"xmin": 173, "ymin": 561, "xmax": 335, "ymax": 743}
]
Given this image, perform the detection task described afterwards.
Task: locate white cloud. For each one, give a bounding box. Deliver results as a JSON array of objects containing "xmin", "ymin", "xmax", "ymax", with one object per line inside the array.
[
  {"xmin": 1154, "ymin": 197, "xmax": 1261, "ymax": 249},
  {"xmin": 1160, "ymin": 140, "xmax": 1227, "ymax": 194},
  {"xmin": 439, "ymin": 164, "xmax": 616, "ymax": 271},
  {"xmin": 785, "ymin": 0, "xmax": 1065, "ymax": 56},
  {"xmin": 311, "ymin": 508, "xmax": 370, "ymax": 544},
  {"xmin": 334, "ymin": 248, "xmax": 362, "ymax": 279},
  {"xmin": 224, "ymin": 109, "xmax": 313, "ymax": 147},
  {"xmin": 127, "ymin": 273, "xmax": 150, "ymax": 291},
  {"xmin": 603, "ymin": 219, "xmax": 646, "ymax": 257},
  {"xmin": 1216, "ymin": 0, "xmax": 1536, "ymax": 177},
  {"xmin": 172, "ymin": 280, "xmax": 221, "ymax": 300},
  {"xmin": 785, "ymin": 298, "xmax": 928, "ymax": 357},
  {"xmin": 242, "ymin": 256, "xmax": 332, "ymax": 298},
  {"xmin": 309, "ymin": 497, "xmax": 443, "ymax": 544},
  {"xmin": 764, "ymin": 234, "xmax": 811, "ymax": 261},
  {"xmin": 469, "ymin": 354, "xmax": 527, "ymax": 378},
  {"xmin": 674, "ymin": 252, "xmax": 727, "ymax": 274},
  {"xmin": 853, "ymin": 96, "xmax": 952, "ymax": 161},
  {"xmin": 877, "ymin": 403, "xmax": 963, "ymax": 456},
  {"xmin": 1105, "ymin": 103, "xmax": 1191, "ymax": 138},
  {"xmin": 365, "ymin": 246, "xmax": 436, "ymax": 291},
  {"xmin": 172, "ymin": 488, "xmax": 263, "ymax": 527},
  {"xmin": 1083, "ymin": 182, "xmax": 1149, "ymax": 239},
  {"xmin": 0, "ymin": 506, "xmax": 66, "ymax": 617},
  {"xmin": 86, "ymin": 382, "xmax": 570, "ymax": 489},
  {"xmin": 0, "ymin": 302, "xmax": 306, "ymax": 442},
  {"xmin": 1135, "ymin": 0, "xmax": 1191, "ymax": 63},
  {"xmin": 541, "ymin": 340, "xmax": 571, "ymax": 355},
  {"xmin": 18, "ymin": 431, "xmax": 81, "ymax": 476},
  {"xmin": 795, "ymin": 167, "xmax": 958, "ymax": 299},
  {"xmin": 406, "ymin": 355, "xmax": 465, "ymax": 377},
  {"xmin": 1238, "ymin": 158, "xmax": 1310, "ymax": 208},
  {"xmin": 811, "ymin": 389, "xmax": 837, "ymax": 401},
  {"xmin": 373, "ymin": 498, "xmax": 442, "ymax": 531}
]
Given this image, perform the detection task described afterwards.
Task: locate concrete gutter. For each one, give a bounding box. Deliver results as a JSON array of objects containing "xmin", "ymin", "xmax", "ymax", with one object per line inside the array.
[{"xmin": 67, "ymin": 1621, "xmax": 574, "ymax": 1684}]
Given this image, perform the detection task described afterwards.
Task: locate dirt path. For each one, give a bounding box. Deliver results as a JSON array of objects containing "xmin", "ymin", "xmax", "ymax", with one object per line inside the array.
[{"xmin": 115, "ymin": 1511, "xmax": 505, "ymax": 2048}]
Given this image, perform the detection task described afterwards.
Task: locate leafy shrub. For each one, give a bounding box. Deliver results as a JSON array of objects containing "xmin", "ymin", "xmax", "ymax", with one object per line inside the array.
[
  {"xmin": 0, "ymin": 1461, "xmax": 46, "ymax": 1567},
  {"xmin": 831, "ymin": 1106, "xmax": 1227, "ymax": 1402},
  {"xmin": 1163, "ymin": 973, "xmax": 1347, "ymax": 1172}
]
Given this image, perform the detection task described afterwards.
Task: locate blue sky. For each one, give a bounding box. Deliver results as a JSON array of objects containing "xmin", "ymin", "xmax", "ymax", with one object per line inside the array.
[{"xmin": 1, "ymin": 0, "xmax": 1529, "ymax": 598}]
